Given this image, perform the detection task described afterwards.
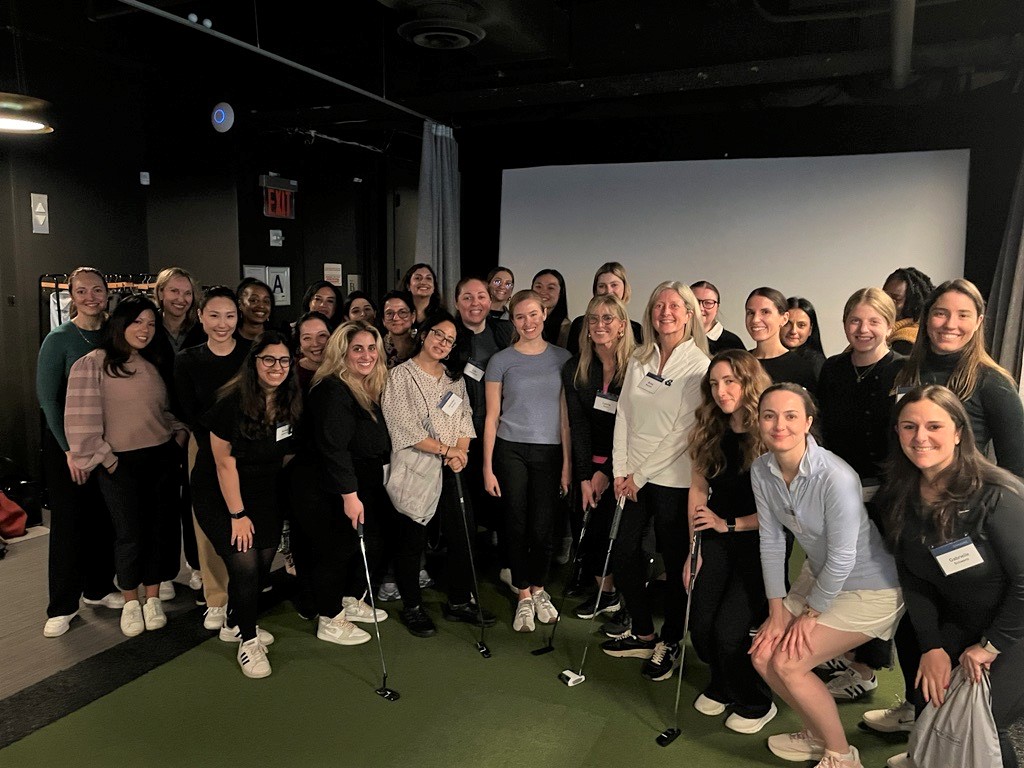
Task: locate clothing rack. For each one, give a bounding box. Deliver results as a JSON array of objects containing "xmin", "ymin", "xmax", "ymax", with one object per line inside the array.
[{"xmin": 38, "ymin": 273, "xmax": 158, "ymax": 343}]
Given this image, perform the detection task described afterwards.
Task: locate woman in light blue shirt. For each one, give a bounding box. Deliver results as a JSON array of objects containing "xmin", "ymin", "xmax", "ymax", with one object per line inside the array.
[{"xmin": 749, "ymin": 383, "xmax": 903, "ymax": 768}]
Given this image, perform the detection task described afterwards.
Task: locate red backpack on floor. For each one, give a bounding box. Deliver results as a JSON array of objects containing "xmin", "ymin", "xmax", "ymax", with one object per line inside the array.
[{"xmin": 0, "ymin": 490, "xmax": 27, "ymax": 538}]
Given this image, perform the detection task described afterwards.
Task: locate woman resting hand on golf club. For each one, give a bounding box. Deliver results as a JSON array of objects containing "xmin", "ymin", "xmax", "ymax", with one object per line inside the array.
[
  {"xmin": 685, "ymin": 349, "xmax": 776, "ymax": 733},
  {"xmin": 877, "ymin": 385, "xmax": 1024, "ymax": 768},
  {"xmin": 483, "ymin": 290, "xmax": 572, "ymax": 633},
  {"xmin": 383, "ymin": 311, "xmax": 495, "ymax": 638},
  {"xmin": 749, "ymin": 383, "xmax": 903, "ymax": 768}
]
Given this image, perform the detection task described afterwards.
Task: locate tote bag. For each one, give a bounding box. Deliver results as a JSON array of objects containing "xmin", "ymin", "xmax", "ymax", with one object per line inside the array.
[
  {"xmin": 908, "ymin": 665, "xmax": 1003, "ymax": 768},
  {"xmin": 384, "ymin": 374, "xmax": 443, "ymax": 526}
]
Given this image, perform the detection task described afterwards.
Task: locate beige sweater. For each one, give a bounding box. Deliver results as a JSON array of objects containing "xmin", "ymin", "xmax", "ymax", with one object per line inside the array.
[{"xmin": 65, "ymin": 349, "xmax": 185, "ymax": 472}]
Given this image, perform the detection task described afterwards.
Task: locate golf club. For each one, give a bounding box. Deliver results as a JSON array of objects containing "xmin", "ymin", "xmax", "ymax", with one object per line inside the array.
[
  {"xmin": 453, "ymin": 473, "xmax": 492, "ymax": 658},
  {"xmin": 560, "ymin": 495, "xmax": 626, "ymax": 685},
  {"xmin": 656, "ymin": 529, "xmax": 702, "ymax": 746},
  {"xmin": 357, "ymin": 522, "xmax": 400, "ymax": 701},
  {"xmin": 533, "ymin": 503, "xmax": 591, "ymax": 656}
]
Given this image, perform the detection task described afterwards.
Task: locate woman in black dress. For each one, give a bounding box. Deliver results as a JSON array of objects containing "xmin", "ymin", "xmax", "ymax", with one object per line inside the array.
[
  {"xmin": 193, "ymin": 331, "xmax": 301, "ymax": 678},
  {"xmin": 292, "ymin": 311, "xmax": 333, "ymax": 396},
  {"xmin": 691, "ymin": 280, "xmax": 745, "ymax": 356},
  {"xmin": 782, "ymin": 296, "xmax": 826, "ymax": 380},
  {"xmin": 745, "ymin": 287, "xmax": 817, "ymax": 393}
]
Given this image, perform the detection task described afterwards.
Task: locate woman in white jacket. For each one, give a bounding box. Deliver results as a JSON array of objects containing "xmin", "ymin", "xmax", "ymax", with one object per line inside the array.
[{"xmin": 602, "ymin": 281, "xmax": 710, "ymax": 682}]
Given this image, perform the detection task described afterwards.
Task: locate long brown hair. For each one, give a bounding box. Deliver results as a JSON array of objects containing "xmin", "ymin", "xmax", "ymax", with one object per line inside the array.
[
  {"xmin": 574, "ymin": 295, "xmax": 633, "ymax": 388},
  {"xmin": 218, "ymin": 331, "xmax": 302, "ymax": 439},
  {"xmin": 895, "ymin": 279, "xmax": 1016, "ymax": 399},
  {"xmin": 689, "ymin": 350, "xmax": 772, "ymax": 476},
  {"xmin": 879, "ymin": 384, "xmax": 1022, "ymax": 548}
]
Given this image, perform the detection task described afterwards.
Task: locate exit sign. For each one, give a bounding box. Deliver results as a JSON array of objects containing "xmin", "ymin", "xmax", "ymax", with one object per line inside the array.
[{"xmin": 260, "ymin": 175, "xmax": 297, "ymax": 220}]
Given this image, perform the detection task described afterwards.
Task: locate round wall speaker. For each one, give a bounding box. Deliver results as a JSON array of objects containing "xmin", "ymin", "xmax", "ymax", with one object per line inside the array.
[{"xmin": 211, "ymin": 102, "xmax": 234, "ymax": 133}]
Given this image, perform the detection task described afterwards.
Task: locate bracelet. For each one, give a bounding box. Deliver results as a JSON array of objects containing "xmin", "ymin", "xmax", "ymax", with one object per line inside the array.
[
  {"xmin": 229, "ymin": 510, "xmax": 247, "ymax": 520},
  {"xmin": 438, "ymin": 443, "xmax": 445, "ymax": 456}
]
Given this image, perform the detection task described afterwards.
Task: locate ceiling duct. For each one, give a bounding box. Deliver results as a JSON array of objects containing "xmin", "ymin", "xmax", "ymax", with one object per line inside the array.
[{"xmin": 384, "ymin": 0, "xmax": 487, "ymax": 49}]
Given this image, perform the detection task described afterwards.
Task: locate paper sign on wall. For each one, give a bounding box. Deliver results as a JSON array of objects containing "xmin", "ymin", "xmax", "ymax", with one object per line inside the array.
[{"xmin": 267, "ymin": 267, "xmax": 291, "ymax": 306}]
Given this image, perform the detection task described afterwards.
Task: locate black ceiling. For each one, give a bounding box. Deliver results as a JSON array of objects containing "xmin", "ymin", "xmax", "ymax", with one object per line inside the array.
[{"xmin": 8, "ymin": 0, "xmax": 1024, "ymax": 141}]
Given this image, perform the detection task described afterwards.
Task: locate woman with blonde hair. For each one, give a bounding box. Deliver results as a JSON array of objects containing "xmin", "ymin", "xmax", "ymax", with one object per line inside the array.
[
  {"xmin": 562, "ymin": 294, "xmax": 634, "ymax": 618},
  {"xmin": 565, "ymin": 262, "xmax": 644, "ymax": 356},
  {"xmin": 291, "ymin": 322, "xmax": 397, "ymax": 646},
  {"xmin": 686, "ymin": 349, "xmax": 776, "ymax": 732},
  {"xmin": 602, "ymin": 281, "xmax": 709, "ymax": 682},
  {"xmin": 894, "ymin": 278, "xmax": 1023, "ymax": 477}
]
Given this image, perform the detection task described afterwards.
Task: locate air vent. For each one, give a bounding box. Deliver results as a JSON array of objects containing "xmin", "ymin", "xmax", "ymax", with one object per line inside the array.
[{"xmin": 397, "ymin": 18, "xmax": 486, "ymax": 49}]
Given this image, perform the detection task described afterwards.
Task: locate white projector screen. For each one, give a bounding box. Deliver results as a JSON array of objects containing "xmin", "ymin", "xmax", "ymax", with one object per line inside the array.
[{"xmin": 499, "ymin": 150, "xmax": 969, "ymax": 356}]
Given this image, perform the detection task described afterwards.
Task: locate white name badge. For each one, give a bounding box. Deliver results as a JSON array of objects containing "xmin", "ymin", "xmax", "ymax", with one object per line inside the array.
[
  {"xmin": 895, "ymin": 385, "xmax": 914, "ymax": 403},
  {"xmin": 439, "ymin": 391, "xmax": 463, "ymax": 416},
  {"xmin": 638, "ymin": 372, "xmax": 667, "ymax": 393},
  {"xmin": 930, "ymin": 535, "xmax": 984, "ymax": 576},
  {"xmin": 464, "ymin": 360, "xmax": 485, "ymax": 381},
  {"xmin": 275, "ymin": 423, "xmax": 293, "ymax": 442},
  {"xmin": 593, "ymin": 392, "xmax": 618, "ymax": 414},
  {"xmin": 383, "ymin": 463, "xmax": 391, "ymax": 484}
]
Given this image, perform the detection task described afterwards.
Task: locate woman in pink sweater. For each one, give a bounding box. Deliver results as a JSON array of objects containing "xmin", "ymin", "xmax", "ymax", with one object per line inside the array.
[{"xmin": 65, "ymin": 295, "xmax": 188, "ymax": 637}]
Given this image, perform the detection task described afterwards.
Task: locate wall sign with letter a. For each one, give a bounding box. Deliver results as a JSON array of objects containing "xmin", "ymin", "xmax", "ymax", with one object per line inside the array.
[{"xmin": 260, "ymin": 174, "xmax": 297, "ymax": 220}]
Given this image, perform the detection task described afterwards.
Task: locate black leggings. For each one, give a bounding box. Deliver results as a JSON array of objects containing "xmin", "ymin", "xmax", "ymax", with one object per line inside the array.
[{"xmin": 222, "ymin": 546, "xmax": 276, "ymax": 641}]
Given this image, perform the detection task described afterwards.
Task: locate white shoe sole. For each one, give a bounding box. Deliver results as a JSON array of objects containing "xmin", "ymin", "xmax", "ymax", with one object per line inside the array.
[
  {"xmin": 766, "ymin": 736, "xmax": 825, "ymax": 762},
  {"xmin": 317, "ymin": 628, "xmax": 371, "ymax": 646},
  {"xmin": 725, "ymin": 703, "xmax": 778, "ymax": 734},
  {"xmin": 694, "ymin": 694, "xmax": 727, "ymax": 716}
]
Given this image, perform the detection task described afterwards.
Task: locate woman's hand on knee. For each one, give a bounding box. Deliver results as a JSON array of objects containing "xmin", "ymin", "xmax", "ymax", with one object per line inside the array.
[
  {"xmin": 750, "ymin": 611, "xmax": 790, "ymax": 662},
  {"xmin": 916, "ymin": 648, "xmax": 952, "ymax": 707},
  {"xmin": 781, "ymin": 613, "xmax": 818, "ymax": 661}
]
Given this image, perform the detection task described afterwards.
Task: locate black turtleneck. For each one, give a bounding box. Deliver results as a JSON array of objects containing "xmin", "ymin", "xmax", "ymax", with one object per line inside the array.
[{"xmin": 919, "ymin": 349, "xmax": 1024, "ymax": 477}]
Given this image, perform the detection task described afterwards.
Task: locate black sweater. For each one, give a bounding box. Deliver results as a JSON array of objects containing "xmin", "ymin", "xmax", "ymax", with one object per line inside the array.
[
  {"xmin": 173, "ymin": 342, "xmax": 250, "ymax": 446},
  {"xmin": 562, "ymin": 355, "xmax": 622, "ymax": 482},
  {"xmin": 755, "ymin": 350, "xmax": 818, "ymax": 394}
]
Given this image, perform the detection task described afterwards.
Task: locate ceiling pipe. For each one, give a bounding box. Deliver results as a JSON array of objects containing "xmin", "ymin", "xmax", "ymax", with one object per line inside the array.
[{"xmin": 891, "ymin": 0, "xmax": 916, "ymax": 89}]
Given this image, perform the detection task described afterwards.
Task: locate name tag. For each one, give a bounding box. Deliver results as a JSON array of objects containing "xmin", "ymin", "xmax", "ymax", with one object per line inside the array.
[
  {"xmin": 638, "ymin": 372, "xmax": 669, "ymax": 393},
  {"xmin": 895, "ymin": 385, "xmax": 914, "ymax": 403},
  {"xmin": 275, "ymin": 423, "xmax": 293, "ymax": 442},
  {"xmin": 930, "ymin": 535, "xmax": 984, "ymax": 576},
  {"xmin": 464, "ymin": 360, "xmax": 485, "ymax": 381},
  {"xmin": 383, "ymin": 463, "xmax": 391, "ymax": 484},
  {"xmin": 439, "ymin": 391, "xmax": 463, "ymax": 416},
  {"xmin": 593, "ymin": 392, "xmax": 618, "ymax": 414},
  {"xmin": 780, "ymin": 508, "xmax": 802, "ymax": 533}
]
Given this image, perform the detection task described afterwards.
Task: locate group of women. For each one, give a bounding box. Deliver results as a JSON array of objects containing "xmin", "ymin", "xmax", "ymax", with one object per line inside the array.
[{"xmin": 36, "ymin": 259, "xmax": 1024, "ymax": 768}]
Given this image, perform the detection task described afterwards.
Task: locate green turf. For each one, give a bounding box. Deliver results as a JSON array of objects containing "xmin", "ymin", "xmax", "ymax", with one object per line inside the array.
[{"xmin": 1, "ymin": 584, "xmax": 909, "ymax": 768}]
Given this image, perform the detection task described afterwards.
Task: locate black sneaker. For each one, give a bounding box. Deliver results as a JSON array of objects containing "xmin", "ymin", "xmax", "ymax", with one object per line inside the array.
[
  {"xmin": 399, "ymin": 605, "xmax": 437, "ymax": 638},
  {"xmin": 601, "ymin": 607, "xmax": 632, "ymax": 637},
  {"xmin": 443, "ymin": 602, "xmax": 497, "ymax": 627},
  {"xmin": 575, "ymin": 589, "xmax": 621, "ymax": 620},
  {"xmin": 601, "ymin": 632, "xmax": 658, "ymax": 658},
  {"xmin": 641, "ymin": 640, "xmax": 680, "ymax": 681}
]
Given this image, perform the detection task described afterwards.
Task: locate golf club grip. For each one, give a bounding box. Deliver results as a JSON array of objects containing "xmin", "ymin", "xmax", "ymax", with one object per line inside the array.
[
  {"xmin": 609, "ymin": 496, "xmax": 626, "ymax": 539},
  {"xmin": 689, "ymin": 530, "xmax": 701, "ymax": 573},
  {"xmin": 357, "ymin": 521, "xmax": 365, "ymax": 538}
]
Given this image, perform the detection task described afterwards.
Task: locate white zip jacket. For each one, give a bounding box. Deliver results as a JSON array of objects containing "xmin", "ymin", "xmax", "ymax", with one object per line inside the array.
[{"xmin": 612, "ymin": 338, "xmax": 709, "ymax": 489}]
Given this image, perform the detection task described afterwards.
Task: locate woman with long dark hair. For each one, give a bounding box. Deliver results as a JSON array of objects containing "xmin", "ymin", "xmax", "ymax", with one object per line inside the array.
[
  {"xmin": 562, "ymin": 294, "xmax": 634, "ymax": 619},
  {"xmin": 749, "ymin": 383, "xmax": 902, "ymax": 768},
  {"xmin": 878, "ymin": 385, "xmax": 1024, "ymax": 768},
  {"xmin": 487, "ymin": 266, "xmax": 515, "ymax": 320},
  {"xmin": 402, "ymin": 263, "xmax": 443, "ymax": 327},
  {"xmin": 66, "ymin": 295, "xmax": 188, "ymax": 638},
  {"xmin": 745, "ymin": 287, "xmax": 817, "ymax": 392},
  {"xmin": 299, "ymin": 280, "xmax": 344, "ymax": 323},
  {"xmin": 531, "ymin": 269, "xmax": 571, "ymax": 348},
  {"xmin": 894, "ymin": 278, "xmax": 1024, "ymax": 477},
  {"xmin": 782, "ymin": 296, "xmax": 826, "ymax": 380},
  {"xmin": 565, "ymin": 262, "xmax": 644, "ymax": 356},
  {"xmin": 686, "ymin": 349, "xmax": 776, "ymax": 732},
  {"xmin": 37, "ymin": 266, "xmax": 121, "ymax": 638},
  {"xmin": 601, "ymin": 281, "xmax": 709, "ymax": 682},
  {"xmin": 193, "ymin": 331, "xmax": 302, "ymax": 677},
  {"xmin": 882, "ymin": 267, "xmax": 934, "ymax": 355}
]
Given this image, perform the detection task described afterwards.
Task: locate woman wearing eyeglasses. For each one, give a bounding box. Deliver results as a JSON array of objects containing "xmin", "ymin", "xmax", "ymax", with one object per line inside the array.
[
  {"xmin": 382, "ymin": 311, "xmax": 494, "ymax": 637},
  {"xmin": 691, "ymin": 280, "xmax": 746, "ymax": 356},
  {"xmin": 487, "ymin": 266, "xmax": 515, "ymax": 320},
  {"xmin": 565, "ymin": 262, "xmax": 644, "ymax": 356},
  {"xmin": 381, "ymin": 290, "xmax": 417, "ymax": 369}
]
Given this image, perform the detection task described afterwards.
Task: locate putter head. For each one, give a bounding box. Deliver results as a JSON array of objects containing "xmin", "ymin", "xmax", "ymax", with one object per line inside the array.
[
  {"xmin": 656, "ymin": 727, "xmax": 681, "ymax": 747},
  {"xmin": 375, "ymin": 687, "xmax": 400, "ymax": 702},
  {"xmin": 531, "ymin": 644, "xmax": 555, "ymax": 656},
  {"xmin": 477, "ymin": 642, "xmax": 492, "ymax": 659}
]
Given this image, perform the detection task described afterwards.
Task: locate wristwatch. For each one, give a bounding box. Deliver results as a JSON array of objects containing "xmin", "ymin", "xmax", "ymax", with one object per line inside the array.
[
  {"xmin": 727, "ymin": 523, "xmax": 736, "ymax": 533},
  {"xmin": 229, "ymin": 509, "xmax": 247, "ymax": 520},
  {"xmin": 979, "ymin": 636, "xmax": 1001, "ymax": 655}
]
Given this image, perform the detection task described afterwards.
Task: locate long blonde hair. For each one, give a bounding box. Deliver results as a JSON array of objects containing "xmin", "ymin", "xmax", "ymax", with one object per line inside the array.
[
  {"xmin": 689, "ymin": 350, "xmax": 771, "ymax": 476},
  {"xmin": 592, "ymin": 261, "xmax": 632, "ymax": 305},
  {"xmin": 574, "ymin": 295, "xmax": 634, "ymax": 388},
  {"xmin": 636, "ymin": 281, "xmax": 709, "ymax": 364},
  {"xmin": 895, "ymin": 279, "xmax": 1016, "ymax": 399},
  {"xmin": 313, "ymin": 321, "xmax": 388, "ymax": 418},
  {"xmin": 154, "ymin": 266, "xmax": 200, "ymax": 331}
]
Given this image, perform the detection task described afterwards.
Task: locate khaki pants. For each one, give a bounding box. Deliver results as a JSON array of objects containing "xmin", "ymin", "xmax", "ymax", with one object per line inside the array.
[{"xmin": 189, "ymin": 435, "xmax": 229, "ymax": 608}]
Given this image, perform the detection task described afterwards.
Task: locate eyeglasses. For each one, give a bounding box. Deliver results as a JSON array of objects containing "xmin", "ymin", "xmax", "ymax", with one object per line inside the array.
[
  {"xmin": 698, "ymin": 299, "xmax": 719, "ymax": 309},
  {"xmin": 384, "ymin": 309, "xmax": 411, "ymax": 320},
  {"xmin": 587, "ymin": 313, "xmax": 618, "ymax": 326},
  {"xmin": 491, "ymin": 278, "xmax": 515, "ymax": 289},
  {"xmin": 256, "ymin": 355, "xmax": 292, "ymax": 369},
  {"xmin": 428, "ymin": 327, "xmax": 457, "ymax": 348}
]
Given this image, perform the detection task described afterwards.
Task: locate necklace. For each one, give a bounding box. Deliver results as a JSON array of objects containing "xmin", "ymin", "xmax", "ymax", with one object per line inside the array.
[
  {"xmin": 852, "ymin": 357, "xmax": 880, "ymax": 384},
  {"xmin": 72, "ymin": 320, "xmax": 99, "ymax": 347}
]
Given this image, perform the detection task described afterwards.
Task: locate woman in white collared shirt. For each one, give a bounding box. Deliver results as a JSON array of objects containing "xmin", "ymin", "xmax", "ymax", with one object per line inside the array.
[{"xmin": 602, "ymin": 281, "xmax": 710, "ymax": 683}]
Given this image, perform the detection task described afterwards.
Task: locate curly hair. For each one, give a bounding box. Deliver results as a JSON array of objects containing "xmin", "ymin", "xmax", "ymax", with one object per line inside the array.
[
  {"xmin": 689, "ymin": 350, "xmax": 772, "ymax": 477},
  {"xmin": 313, "ymin": 321, "xmax": 388, "ymax": 419},
  {"xmin": 884, "ymin": 267, "xmax": 934, "ymax": 322}
]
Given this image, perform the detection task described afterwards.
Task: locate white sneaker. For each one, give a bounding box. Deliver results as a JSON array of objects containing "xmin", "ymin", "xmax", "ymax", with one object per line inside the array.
[
  {"xmin": 159, "ymin": 581, "xmax": 175, "ymax": 601},
  {"xmin": 237, "ymin": 638, "xmax": 272, "ymax": 679},
  {"xmin": 43, "ymin": 612, "xmax": 78, "ymax": 638},
  {"xmin": 532, "ymin": 589, "xmax": 559, "ymax": 624},
  {"xmin": 120, "ymin": 600, "xmax": 145, "ymax": 637},
  {"xmin": 813, "ymin": 746, "xmax": 862, "ymax": 768},
  {"xmin": 418, "ymin": 569, "xmax": 434, "ymax": 589},
  {"xmin": 203, "ymin": 605, "xmax": 227, "ymax": 630},
  {"xmin": 767, "ymin": 730, "xmax": 826, "ymax": 762},
  {"xmin": 816, "ymin": 655, "xmax": 852, "ymax": 675},
  {"xmin": 694, "ymin": 693, "xmax": 727, "ymax": 716},
  {"xmin": 143, "ymin": 597, "xmax": 167, "ymax": 630},
  {"xmin": 342, "ymin": 595, "xmax": 388, "ymax": 624},
  {"xmin": 513, "ymin": 597, "xmax": 536, "ymax": 632},
  {"xmin": 188, "ymin": 569, "xmax": 203, "ymax": 591},
  {"xmin": 219, "ymin": 624, "xmax": 275, "ymax": 645},
  {"xmin": 885, "ymin": 753, "xmax": 909, "ymax": 768},
  {"xmin": 498, "ymin": 568, "xmax": 517, "ymax": 595},
  {"xmin": 376, "ymin": 582, "xmax": 401, "ymax": 602},
  {"xmin": 725, "ymin": 702, "xmax": 778, "ymax": 734},
  {"xmin": 83, "ymin": 592, "xmax": 125, "ymax": 609},
  {"xmin": 863, "ymin": 699, "xmax": 915, "ymax": 733},
  {"xmin": 827, "ymin": 668, "xmax": 878, "ymax": 700},
  {"xmin": 317, "ymin": 613, "xmax": 371, "ymax": 646}
]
